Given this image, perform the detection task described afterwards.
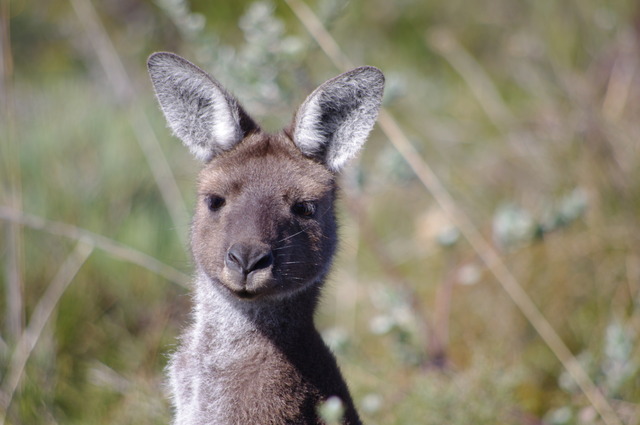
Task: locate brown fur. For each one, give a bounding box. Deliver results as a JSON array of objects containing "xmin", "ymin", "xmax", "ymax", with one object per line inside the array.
[
  {"xmin": 192, "ymin": 133, "xmax": 337, "ymax": 301},
  {"xmin": 147, "ymin": 52, "xmax": 384, "ymax": 425}
]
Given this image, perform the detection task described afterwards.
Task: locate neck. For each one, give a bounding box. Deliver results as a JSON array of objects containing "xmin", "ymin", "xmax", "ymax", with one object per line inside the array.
[
  {"xmin": 193, "ymin": 271, "xmax": 321, "ymax": 340},
  {"xmin": 173, "ymin": 270, "xmax": 361, "ymax": 425}
]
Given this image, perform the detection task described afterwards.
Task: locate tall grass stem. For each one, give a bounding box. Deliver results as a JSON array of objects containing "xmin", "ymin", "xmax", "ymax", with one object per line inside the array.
[
  {"xmin": 0, "ymin": 241, "xmax": 93, "ymax": 425},
  {"xmin": 0, "ymin": 0, "xmax": 24, "ymax": 346},
  {"xmin": 0, "ymin": 207, "xmax": 190, "ymax": 288},
  {"xmin": 69, "ymin": 0, "xmax": 190, "ymax": 247}
]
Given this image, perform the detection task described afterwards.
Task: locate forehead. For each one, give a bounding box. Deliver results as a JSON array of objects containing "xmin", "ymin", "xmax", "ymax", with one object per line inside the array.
[{"xmin": 198, "ymin": 133, "xmax": 335, "ymax": 198}]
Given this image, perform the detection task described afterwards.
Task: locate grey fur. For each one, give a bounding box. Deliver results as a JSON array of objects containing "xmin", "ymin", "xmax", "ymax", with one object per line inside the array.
[
  {"xmin": 148, "ymin": 52, "xmax": 257, "ymax": 162},
  {"xmin": 293, "ymin": 66, "xmax": 385, "ymax": 172},
  {"xmin": 147, "ymin": 52, "xmax": 384, "ymax": 425}
]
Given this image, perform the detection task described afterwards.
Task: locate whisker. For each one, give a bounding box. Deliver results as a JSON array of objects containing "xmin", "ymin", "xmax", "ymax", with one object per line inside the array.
[
  {"xmin": 273, "ymin": 244, "xmax": 302, "ymax": 252},
  {"xmin": 276, "ymin": 258, "xmax": 322, "ymax": 266},
  {"xmin": 277, "ymin": 227, "xmax": 309, "ymax": 243},
  {"xmin": 275, "ymin": 205, "xmax": 334, "ymax": 244}
]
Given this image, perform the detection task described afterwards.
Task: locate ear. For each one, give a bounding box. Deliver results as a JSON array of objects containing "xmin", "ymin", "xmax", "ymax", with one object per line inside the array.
[
  {"xmin": 147, "ymin": 52, "xmax": 258, "ymax": 162},
  {"xmin": 292, "ymin": 66, "xmax": 384, "ymax": 172}
]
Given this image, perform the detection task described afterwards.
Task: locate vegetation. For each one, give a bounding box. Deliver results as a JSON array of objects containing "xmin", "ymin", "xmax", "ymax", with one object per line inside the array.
[{"xmin": 1, "ymin": 0, "xmax": 639, "ymax": 424}]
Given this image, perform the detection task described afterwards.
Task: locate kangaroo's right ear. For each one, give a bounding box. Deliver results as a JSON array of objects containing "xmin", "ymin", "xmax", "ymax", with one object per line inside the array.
[
  {"xmin": 147, "ymin": 52, "xmax": 258, "ymax": 162},
  {"xmin": 292, "ymin": 66, "xmax": 384, "ymax": 173}
]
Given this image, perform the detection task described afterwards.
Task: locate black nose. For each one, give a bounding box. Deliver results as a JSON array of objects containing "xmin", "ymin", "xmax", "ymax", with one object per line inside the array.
[{"xmin": 226, "ymin": 242, "xmax": 274, "ymax": 275}]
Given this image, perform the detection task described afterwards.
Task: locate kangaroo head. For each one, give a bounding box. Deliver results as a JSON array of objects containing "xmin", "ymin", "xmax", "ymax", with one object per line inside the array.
[{"xmin": 148, "ymin": 52, "xmax": 384, "ymax": 302}]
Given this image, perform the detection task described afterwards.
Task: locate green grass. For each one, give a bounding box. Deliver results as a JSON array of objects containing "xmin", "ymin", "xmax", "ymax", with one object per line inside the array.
[{"xmin": 2, "ymin": 0, "xmax": 639, "ymax": 424}]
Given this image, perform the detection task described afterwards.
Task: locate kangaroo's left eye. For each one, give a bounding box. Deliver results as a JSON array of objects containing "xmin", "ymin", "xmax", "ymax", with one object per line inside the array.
[
  {"xmin": 205, "ymin": 195, "xmax": 226, "ymax": 212},
  {"xmin": 291, "ymin": 201, "xmax": 316, "ymax": 218}
]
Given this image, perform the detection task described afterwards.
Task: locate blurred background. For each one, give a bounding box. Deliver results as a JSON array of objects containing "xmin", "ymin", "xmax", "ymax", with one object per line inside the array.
[{"xmin": 1, "ymin": 0, "xmax": 639, "ymax": 424}]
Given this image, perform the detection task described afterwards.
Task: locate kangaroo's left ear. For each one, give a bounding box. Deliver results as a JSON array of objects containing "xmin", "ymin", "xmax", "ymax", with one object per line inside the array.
[
  {"xmin": 292, "ymin": 66, "xmax": 385, "ymax": 173},
  {"xmin": 147, "ymin": 52, "xmax": 258, "ymax": 162}
]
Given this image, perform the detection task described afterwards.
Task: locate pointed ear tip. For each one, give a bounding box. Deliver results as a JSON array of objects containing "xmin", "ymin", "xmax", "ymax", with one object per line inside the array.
[
  {"xmin": 350, "ymin": 66, "xmax": 385, "ymax": 94},
  {"xmin": 354, "ymin": 65, "xmax": 385, "ymax": 79},
  {"xmin": 147, "ymin": 53, "xmax": 166, "ymax": 71},
  {"xmin": 147, "ymin": 52, "xmax": 183, "ymax": 69},
  {"xmin": 147, "ymin": 51, "xmax": 166, "ymax": 64}
]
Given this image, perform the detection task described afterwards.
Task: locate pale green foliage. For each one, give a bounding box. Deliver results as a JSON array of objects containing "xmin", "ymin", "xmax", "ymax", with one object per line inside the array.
[
  {"xmin": 2, "ymin": 0, "xmax": 639, "ymax": 424},
  {"xmin": 317, "ymin": 396, "xmax": 346, "ymax": 425}
]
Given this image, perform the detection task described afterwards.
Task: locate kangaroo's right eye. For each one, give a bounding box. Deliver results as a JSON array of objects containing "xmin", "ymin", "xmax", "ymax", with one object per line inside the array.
[
  {"xmin": 292, "ymin": 201, "xmax": 316, "ymax": 218},
  {"xmin": 205, "ymin": 195, "xmax": 226, "ymax": 211}
]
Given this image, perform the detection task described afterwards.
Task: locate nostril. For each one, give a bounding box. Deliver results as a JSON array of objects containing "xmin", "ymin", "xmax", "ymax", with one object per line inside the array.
[
  {"xmin": 226, "ymin": 246, "xmax": 245, "ymax": 273},
  {"xmin": 253, "ymin": 251, "xmax": 273, "ymax": 271},
  {"xmin": 226, "ymin": 243, "xmax": 273, "ymax": 275},
  {"xmin": 226, "ymin": 251, "xmax": 244, "ymax": 269},
  {"xmin": 227, "ymin": 251, "xmax": 241, "ymax": 267}
]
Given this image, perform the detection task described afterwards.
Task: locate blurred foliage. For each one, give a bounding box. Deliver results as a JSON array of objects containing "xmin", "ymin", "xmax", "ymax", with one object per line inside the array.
[{"xmin": 2, "ymin": 0, "xmax": 640, "ymax": 424}]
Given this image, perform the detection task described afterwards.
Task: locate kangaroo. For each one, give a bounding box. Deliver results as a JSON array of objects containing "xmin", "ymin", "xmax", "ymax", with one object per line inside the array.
[{"xmin": 147, "ymin": 52, "xmax": 384, "ymax": 425}]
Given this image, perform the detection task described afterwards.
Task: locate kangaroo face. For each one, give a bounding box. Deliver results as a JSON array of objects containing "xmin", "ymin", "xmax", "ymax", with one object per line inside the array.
[
  {"xmin": 191, "ymin": 133, "xmax": 337, "ymax": 300},
  {"xmin": 148, "ymin": 52, "xmax": 384, "ymax": 302}
]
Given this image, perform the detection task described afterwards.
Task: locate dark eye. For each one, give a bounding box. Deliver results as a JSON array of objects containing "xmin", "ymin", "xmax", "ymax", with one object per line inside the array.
[
  {"xmin": 292, "ymin": 201, "xmax": 316, "ymax": 218},
  {"xmin": 205, "ymin": 195, "xmax": 226, "ymax": 211}
]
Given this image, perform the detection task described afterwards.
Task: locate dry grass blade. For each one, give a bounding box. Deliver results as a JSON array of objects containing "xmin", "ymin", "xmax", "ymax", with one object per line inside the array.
[
  {"xmin": 602, "ymin": 31, "xmax": 639, "ymax": 122},
  {"xmin": 285, "ymin": 1, "xmax": 624, "ymax": 424},
  {"xmin": 1, "ymin": 0, "xmax": 23, "ymax": 345},
  {"xmin": 68, "ymin": 0, "xmax": 189, "ymax": 247},
  {"xmin": 426, "ymin": 28, "xmax": 513, "ymax": 129},
  {"xmin": 0, "ymin": 206, "xmax": 190, "ymax": 288},
  {"xmin": 283, "ymin": 0, "xmax": 352, "ymax": 70},
  {"xmin": 0, "ymin": 241, "xmax": 93, "ymax": 425}
]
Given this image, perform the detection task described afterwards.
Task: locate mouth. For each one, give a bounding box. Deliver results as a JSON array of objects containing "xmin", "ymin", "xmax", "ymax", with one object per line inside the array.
[
  {"xmin": 211, "ymin": 263, "xmax": 319, "ymax": 302},
  {"xmin": 234, "ymin": 288, "xmax": 259, "ymax": 300},
  {"xmin": 218, "ymin": 269, "xmax": 276, "ymax": 301}
]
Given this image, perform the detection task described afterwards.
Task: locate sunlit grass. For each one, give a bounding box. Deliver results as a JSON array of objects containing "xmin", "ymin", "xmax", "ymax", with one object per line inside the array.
[{"xmin": 1, "ymin": 0, "xmax": 639, "ymax": 424}]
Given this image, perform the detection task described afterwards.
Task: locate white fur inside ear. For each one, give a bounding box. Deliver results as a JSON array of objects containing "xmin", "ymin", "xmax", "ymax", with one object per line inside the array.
[
  {"xmin": 293, "ymin": 66, "xmax": 385, "ymax": 172},
  {"xmin": 148, "ymin": 53, "xmax": 247, "ymax": 162},
  {"xmin": 294, "ymin": 95, "xmax": 324, "ymax": 156}
]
